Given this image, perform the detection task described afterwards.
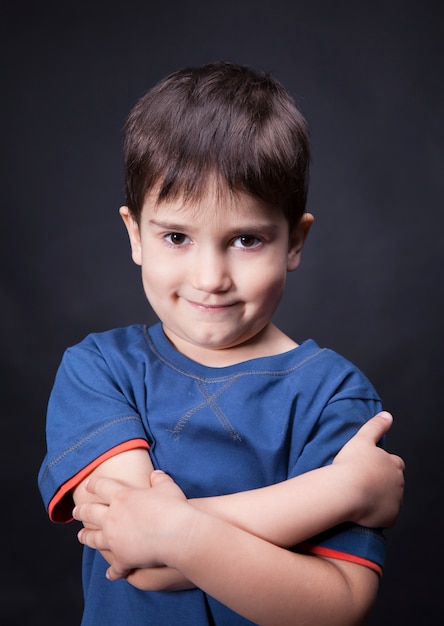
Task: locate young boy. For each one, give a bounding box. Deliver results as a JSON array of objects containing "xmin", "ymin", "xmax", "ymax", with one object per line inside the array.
[{"xmin": 39, "ymin": 62, "xmax": 404, "ymax": 626}]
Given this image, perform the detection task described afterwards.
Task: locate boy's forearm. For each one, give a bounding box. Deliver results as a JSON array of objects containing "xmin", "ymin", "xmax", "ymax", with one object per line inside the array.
[
  {"xmin": 158, "ymin": 499, "xmax": 378, "ymax": 626},
  {"xmin": 126, "ymin": 464, "xmax": 356, "ymax": 592},
  {"xmin": 192, "ymin": 412, "xmax": 404, "ymax": 544},
  {"xmin": 73, "ymin": 449, "xmax": 349, "ymax": 564},
  {"xmin": 124, "ymin": 464, "xmax": 354, "ymax": 592},
  {"xmin": 191, "ymin": 463, "xmax": 355, "ymax": 547}
]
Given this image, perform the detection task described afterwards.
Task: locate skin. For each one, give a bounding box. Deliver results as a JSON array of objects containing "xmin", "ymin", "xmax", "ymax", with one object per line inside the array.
[
  {"xmin": 72, "ymin": 183, "xmax": 405, "ymax": 625},
  {"xmin": 119, "ymin": 183, "xmax": 313, "ymax": 366}
]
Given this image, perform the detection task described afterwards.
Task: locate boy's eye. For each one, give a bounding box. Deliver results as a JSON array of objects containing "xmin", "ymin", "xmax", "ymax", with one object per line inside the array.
[
  {"xmin": 165, "ymin": 232, "xmax": 190, "ymax": 245},
  {"xmin": 233, "ymin": 235, "xmax": 261, "ymax": 249}
]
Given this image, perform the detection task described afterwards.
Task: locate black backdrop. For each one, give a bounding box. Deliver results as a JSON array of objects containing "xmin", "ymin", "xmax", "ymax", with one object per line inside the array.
[{"xmin": 2, "ymin": 1, "xmax": 443, "ymax": 624}]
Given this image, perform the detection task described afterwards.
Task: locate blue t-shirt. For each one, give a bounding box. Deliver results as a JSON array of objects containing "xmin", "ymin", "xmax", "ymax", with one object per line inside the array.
[{"xmin": 39, "ymin": 323, "xmax": 385, "ymax": 626}]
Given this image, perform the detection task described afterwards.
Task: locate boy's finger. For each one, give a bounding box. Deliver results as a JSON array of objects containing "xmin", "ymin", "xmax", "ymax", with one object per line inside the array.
[
  {"xmin": 84, "ymin": 476, "xmax": 122, "ymax": 502},
  {"xmin": 358, "ymin": 411, "xmax": 393, "ymax": 442},
  {"xmin": 149, "ymin": 469, "xmax": 173, "ymax": 486},
  {"xmin": 73, "ymin": 501, "xmax": 106, "ymax": 526},
  {"xmin": 106, "ymin": 565, "xmax": 130, "ymax": 581},
  {"xmin": 77, "ymin": 527, "xmax": 103, "ymax": 550}
]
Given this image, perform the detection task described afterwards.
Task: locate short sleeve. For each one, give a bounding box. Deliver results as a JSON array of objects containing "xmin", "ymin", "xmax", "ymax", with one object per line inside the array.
[
  {"xmin": 38, "ymin": 339, "xmax": 148, "ymax": 522},
  {"xmin": 288, "ymin": 364, "xmax": 386, "ymax": 573}
]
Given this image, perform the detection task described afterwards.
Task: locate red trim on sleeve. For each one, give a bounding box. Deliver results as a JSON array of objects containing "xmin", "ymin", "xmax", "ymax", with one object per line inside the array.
[
  {"xmin": 301, "ymin": 544, "xmax": 383, "ymax": 576},
  {"xmin": 48, "ymin": 438, "xmax": 150, "ymax": 523}
]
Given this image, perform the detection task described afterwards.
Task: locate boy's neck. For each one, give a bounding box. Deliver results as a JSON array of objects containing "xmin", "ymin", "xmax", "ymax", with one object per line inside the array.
[{"xmin": 162, "ymin": 323, "xmax": 298, "ymax": 368}]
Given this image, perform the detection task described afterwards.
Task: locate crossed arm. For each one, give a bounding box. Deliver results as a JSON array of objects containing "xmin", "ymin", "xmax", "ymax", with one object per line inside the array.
[{"xmin": 73, "ymin": 412, "xmax": 404, "ymax": 626}]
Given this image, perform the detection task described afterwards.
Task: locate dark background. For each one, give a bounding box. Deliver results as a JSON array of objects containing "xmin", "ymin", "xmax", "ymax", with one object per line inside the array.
[{"xmin": 2, "ymin": 1, "xmax": 443, "ymax": 624}]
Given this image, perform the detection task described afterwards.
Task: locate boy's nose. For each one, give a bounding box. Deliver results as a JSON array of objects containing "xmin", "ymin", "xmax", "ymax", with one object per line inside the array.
[{"xmin": 191, "ymin": 248, "xmax": 232, "ymax": 293}]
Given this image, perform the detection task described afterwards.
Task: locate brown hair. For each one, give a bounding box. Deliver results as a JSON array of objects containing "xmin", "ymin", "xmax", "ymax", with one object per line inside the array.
[{"xmin": 124, "ymin": 61, "xmax": 310, "ymax": 227}]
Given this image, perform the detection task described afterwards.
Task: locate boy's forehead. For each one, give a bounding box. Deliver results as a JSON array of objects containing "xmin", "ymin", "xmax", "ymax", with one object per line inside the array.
[{"xmin": 140, "ymin": 183, "xmax": 284, "ymax": 227}]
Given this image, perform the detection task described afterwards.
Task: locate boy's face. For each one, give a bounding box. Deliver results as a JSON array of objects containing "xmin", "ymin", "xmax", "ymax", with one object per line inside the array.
[{"xmin": 121, "ymin": 183, "xmax": 313, "ymax": 366}]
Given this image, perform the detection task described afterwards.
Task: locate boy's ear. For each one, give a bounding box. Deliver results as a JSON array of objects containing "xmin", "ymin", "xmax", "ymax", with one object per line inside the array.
[
  {"xmin": 119, "ymin": 206, "xmax": 142, "ymax": 266},
  {"xmin": 287, "ymin": 212, "xmax": 314, "ymax": 272}
]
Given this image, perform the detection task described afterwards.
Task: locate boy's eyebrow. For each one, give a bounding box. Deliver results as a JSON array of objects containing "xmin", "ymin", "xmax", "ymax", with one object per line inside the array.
[
  {"xmin": 148, "ymin": 218, "xmax": 281, "ymax": 234},
  {"xmin": 148, "ymin": 218, "xmax": 192, "ymax": 231}
]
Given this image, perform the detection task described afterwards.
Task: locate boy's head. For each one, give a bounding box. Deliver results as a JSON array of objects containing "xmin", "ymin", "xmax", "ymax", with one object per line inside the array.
[{"xmin": 123, "ymin": 61, "xmax": 310, "ymax": 229}]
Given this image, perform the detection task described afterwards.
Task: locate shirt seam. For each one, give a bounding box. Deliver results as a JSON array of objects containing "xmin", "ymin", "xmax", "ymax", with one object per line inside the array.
[
  {"xmin": 143, "ymin": 325, "xmax": 327, "ymax": 382},
  {"xmin": 38, "ymin": 414, "xmax": 142, "ymax": 487}
]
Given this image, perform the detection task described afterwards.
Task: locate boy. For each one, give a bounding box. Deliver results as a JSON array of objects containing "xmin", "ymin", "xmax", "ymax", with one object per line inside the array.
[{"xmin": 39, "ymin": 62, "xmax": 404, "ymax": 625}]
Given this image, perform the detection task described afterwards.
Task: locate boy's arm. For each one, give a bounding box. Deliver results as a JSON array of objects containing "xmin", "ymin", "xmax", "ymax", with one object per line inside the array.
[
  {"xmin": 193, "ymin": 412, "xmax": 403, "ymax": 542},
  {"xmin": 72, "ymin": 447, "xmax": 155, "ymax": 578},
  {"xmin": 73, "ymin": 412, "xmax": 404, "ymax": 595},
  {"xmin": 74, "ymin": 461, "xmax": 389, "ymax": 626}
]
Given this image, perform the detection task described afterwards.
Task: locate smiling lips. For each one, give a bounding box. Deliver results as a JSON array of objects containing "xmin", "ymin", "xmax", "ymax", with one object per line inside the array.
[{"xmin": 186, "ymin": 299, "xmax": 239, "ymax": 313}]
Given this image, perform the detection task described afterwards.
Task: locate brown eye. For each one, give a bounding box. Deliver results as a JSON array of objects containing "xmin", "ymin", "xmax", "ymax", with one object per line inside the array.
[
  {"xmin": 166, "ymin": 232, "xmax": 189, "ymax": 245},
  {"xmin": 234, "ymin": 235, "xmax": 261, "ymax": 249}
]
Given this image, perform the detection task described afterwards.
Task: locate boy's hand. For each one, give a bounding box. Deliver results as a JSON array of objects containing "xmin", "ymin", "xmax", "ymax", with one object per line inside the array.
[
  {"xmin": 333, "ymin": 411, "xmax": 405, "ymax": 529},
  {"xmin": 73, "ymin": 470, "xmax": 191, "ymax": 581}
]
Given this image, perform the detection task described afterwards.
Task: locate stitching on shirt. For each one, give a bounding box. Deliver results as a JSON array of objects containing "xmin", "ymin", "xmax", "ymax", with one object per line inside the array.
[
  {"xmin": 143, "ymin": 326, "xmax": 327, "ymax": 381},
  {"xmin": 143, "ymin": 327, "xmax": 328, "ymax": 440},
  {"xmin": 350, "ymin": 525, "xmax": 385, "ymax": 540},
  {"xmin": 169, "ymin": 378, "xmax": 242, "ymax": 441},
  {"xmin": 197, "ymin": 380, "xmax": 242, "ymax": 441},
  {"xmin": 39, "ymin": 415, "xmax": 142, "ymax": 486}
]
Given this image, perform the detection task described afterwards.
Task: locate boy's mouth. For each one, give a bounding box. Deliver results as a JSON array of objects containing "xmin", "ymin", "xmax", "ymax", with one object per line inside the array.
[{"xmin": 185, "ymin": 299, "xmax": 239, "ymax": 313}]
